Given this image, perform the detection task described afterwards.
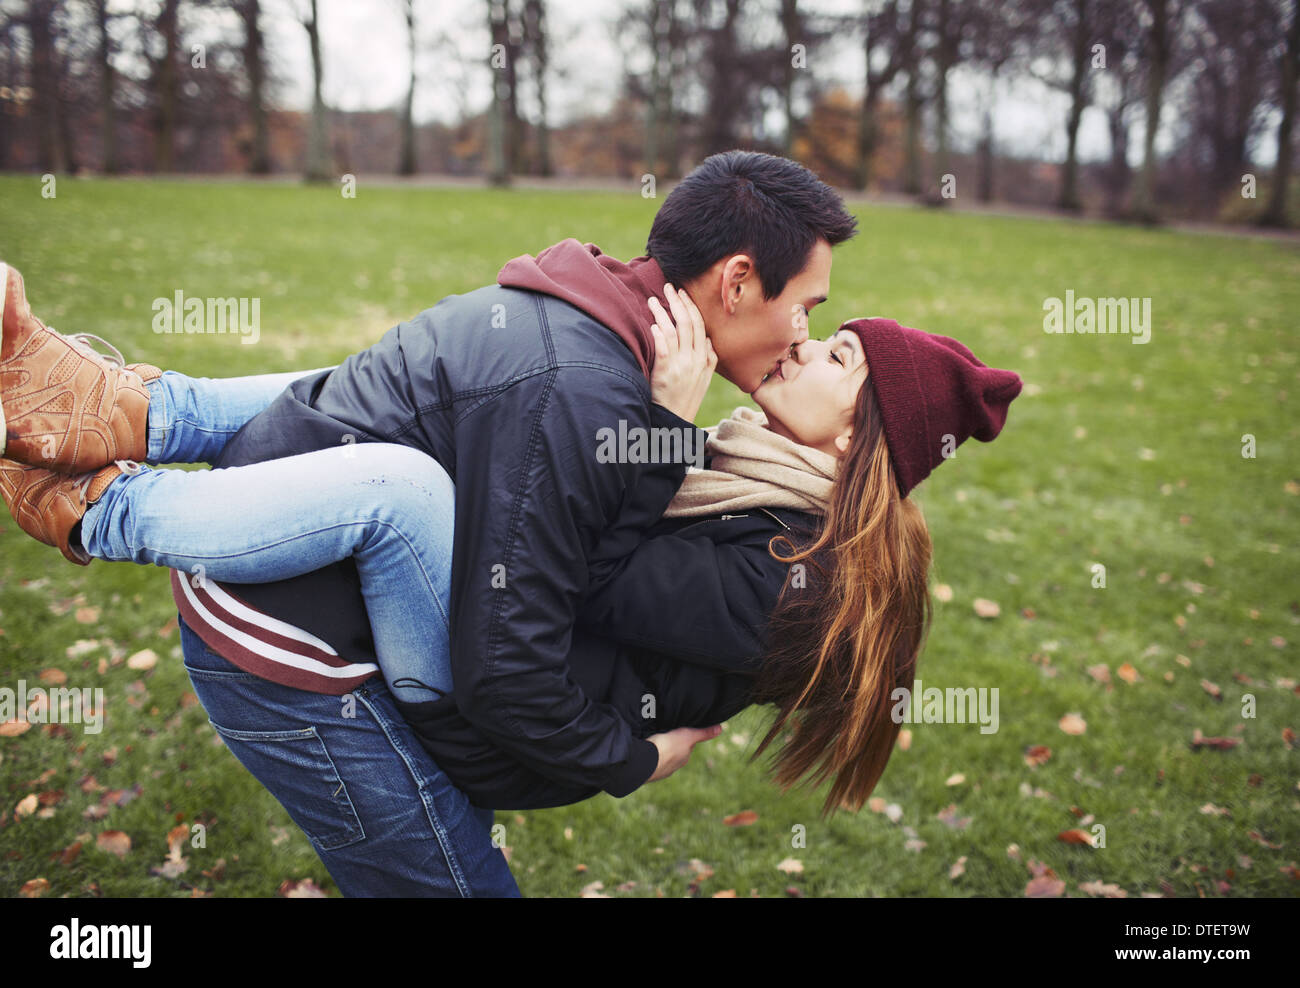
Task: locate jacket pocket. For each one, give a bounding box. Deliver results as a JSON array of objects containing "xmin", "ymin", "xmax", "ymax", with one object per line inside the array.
[{"xmin": 207, "ymin": 723, "xmax": 366, "ymax": 851}]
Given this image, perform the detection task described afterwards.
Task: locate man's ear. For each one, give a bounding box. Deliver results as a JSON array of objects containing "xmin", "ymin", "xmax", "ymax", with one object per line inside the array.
[{"xmin": 721, "ymin": 254, "xmax": 753, "ymax": 314}]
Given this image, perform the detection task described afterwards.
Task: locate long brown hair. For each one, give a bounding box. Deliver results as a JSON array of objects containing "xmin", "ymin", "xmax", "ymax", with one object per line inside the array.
[{"xmin": 749, "ymin": 375, "xmax": 933, "ymax": 818}]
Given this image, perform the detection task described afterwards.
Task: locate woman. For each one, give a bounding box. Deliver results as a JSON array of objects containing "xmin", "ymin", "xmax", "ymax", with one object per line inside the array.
[{"xmin": 0, "ymin": 261, "xmax": 1022, "ymax": 888}]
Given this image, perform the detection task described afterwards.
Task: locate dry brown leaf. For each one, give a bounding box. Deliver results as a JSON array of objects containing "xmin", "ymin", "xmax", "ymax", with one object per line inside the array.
[
  {"xmin": 1190, "ymin": 729, "xmax": 1240, "ymax": 751},
  {"xmin": 1025, "ymin": 875, "xmax": 1065, "ymax": 897},
  {"xmin": 973, "ymin": 598, "xmax": 1001, "ymax": 619},
  {"xmin": 722, "ymin": 810, "xmax": 758, "ymax": 826},
  {"xmin": 1087, "ymin": 664, "xmax": 1111, "ymax": 684},
  {"xmin": 279, "ymin": 878, "xmax": 328, "ymax": 897},
  {"xmin": 776, "ymin": 857, "xmax": 803, "ymax": 874},
  {"xmin": 1117, "ymin": 663, "xmax": 1139, "ymax": 684},
  {"xmin": 14, "ymin": 793, "xmax": 38, "ymax": 819},
  {"xmin": 127, "ymin": 649, "xmax": 158, "ymax": 671},
  {"xmin": 1059, "ymin": 712, "xmax": 1087, "ymax": 735},
  {"xmin": 1078, "ymin": 880, "xmax": 1128, "ymax": 898},
  {"xmin": 1024, "ymin": 744, "xmax": 1052, "ymax": 767},
  {"xmin": 1059, "ymin": 829, "xmax": 1096, "ymax": 846},
  {"xmin": 949, "ymin": 856, "xmax": 967, "ymax": 879},
  {"xmin": 1201, "ymin": 679, "xmax": 1222, "ymax": 700},
  {"xmin": 96, "ymin": 830, "xmax": 131, "ymax": 857},
  {"xmin": 74, "ymin": 606, "xmax": 100, "ymax": 624},
  {"xmin": 38, "ymin": 668, "xmax": 68, "ymax": 685},
  {"xmin": 19, "ymin": 878, "xmax": 50, "ymax": 898},
  {"xmin": 711, "ymin": 889, "xmax": 737, "ymax": 898},
  {"xmin": 933, "ymin": 583, "xmax": 953, "ymax": 602},
  {"xmin": 0, "ymin": 718, "xmax": 32, "ymax": 737}
]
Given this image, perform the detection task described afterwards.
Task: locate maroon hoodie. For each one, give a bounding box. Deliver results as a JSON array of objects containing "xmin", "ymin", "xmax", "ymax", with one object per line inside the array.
[{"xmin": 497, "ymin": 238, "xmax": 669, "ymax": 377}]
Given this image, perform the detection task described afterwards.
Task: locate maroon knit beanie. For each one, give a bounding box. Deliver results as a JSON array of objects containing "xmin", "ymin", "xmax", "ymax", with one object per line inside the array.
[{"xmin": 841, "ymin": 317, "xmax": 1023, "ymax": 498}]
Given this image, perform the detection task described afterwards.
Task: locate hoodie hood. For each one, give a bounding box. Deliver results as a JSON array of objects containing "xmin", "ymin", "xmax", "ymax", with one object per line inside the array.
[{"xmin": 497, "ymin": 238, "xmax": 667, "ymax": 377}]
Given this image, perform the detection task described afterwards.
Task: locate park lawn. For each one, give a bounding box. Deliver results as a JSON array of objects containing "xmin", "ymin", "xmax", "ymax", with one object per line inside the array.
[{"xmin": 0, "ymin": 174, "xmax": 1296, "ymax": 898}]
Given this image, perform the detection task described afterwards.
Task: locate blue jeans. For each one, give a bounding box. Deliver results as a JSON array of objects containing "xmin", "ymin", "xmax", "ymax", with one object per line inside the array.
[
  {"xmin": 81, "ymin": 368, "xmax": 519, "ymax": 896},
  {"xmin": 81, "ymin": 370, "xmax": 454, "ymax": 702}
]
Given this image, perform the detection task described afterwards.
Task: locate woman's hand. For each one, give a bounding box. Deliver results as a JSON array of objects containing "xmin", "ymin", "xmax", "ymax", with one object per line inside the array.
[
  {"xmin": 648, "ymin": 284, "xmax": 717, "ymax": 423},
  {"xmin": 645, "ymin": 724, "xmax": 723, "ymax": 783}
]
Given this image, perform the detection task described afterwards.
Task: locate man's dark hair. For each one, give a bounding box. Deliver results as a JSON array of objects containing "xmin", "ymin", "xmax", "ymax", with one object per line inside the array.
[{"xmin": 646, "ymin": 150, "xmax": 858, "ymax": 300}]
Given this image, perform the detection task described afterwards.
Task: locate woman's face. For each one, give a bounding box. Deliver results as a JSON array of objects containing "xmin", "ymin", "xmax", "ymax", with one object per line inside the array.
[{"xmin": 752, "ymin": 328, "xmax": 869, "ymax": 457}]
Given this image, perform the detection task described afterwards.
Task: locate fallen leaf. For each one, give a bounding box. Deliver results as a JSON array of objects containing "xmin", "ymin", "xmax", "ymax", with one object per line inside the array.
[
  {"xmin": 711, "ymin": 889, "xmax": 737, "ymax": 897},
  {"xmin": 1117, "ymin": 663, "xmax": 1139, "ymax": 684},
  {"xmin": 1024, "ymin": 745, "xmax": 1052, "ymax": 767},
  {"xmin": 1078, "ymin": 880, "xmax": 1128, "ymax": 898},
  {"xmin": 1190, "ymin": 729, "xmax": 1240, "ymax": 751},
  {"xmin": 74, "ymin": 606, "xmax": 100, "ymax": 624},
  {"xmin": 14, "ymin": 794, "xmax": 38, "ymax": 819},
  {"xmin": 1025, "ymin": 874, "xmax": 1065, "ymax": 897},
  {"xmin": 936, "ymin": 804, "xmax": 971, "ymax": 830},
  {"xmin": 19, "ymin": 878, "xmax": 50, "ymax": 898},
  {"xmin": 0, "ymin": 719, "xmax": 32, "ymax": 737},
  {"xmin": 1058, "ymin": 829, "xmax": 1096, "ymax": 847},
  {"xmin": 949, "ymin": 856, "xmax": 967, "ymax": 879},
  {"xmin": 58, "ymin": 841, "xmax": 82, "ymax": 866},
  {"xmin": 973, "ymin": 598, "xmax": 1001, "ymax": 619},
  {"xmin": 1087, "ymin": 664, "xmax": 1111, "ymax": 684},
  {"xmin": 127, "ymin": 649, "xmax": 158, "ymax": 671},
  {"xmin": 1201, "ymin": 679, "xmax": 1222, "ymax": 700},
  {"xmin": 38, "ymin": 668, "xmax": 68, "ymax": 685},
  {"xmin": 579, "ymin": 881, "xmax": 609, "ymax": 898},
  {"xmin": 1059, "ymin": 713, "xmax": 1087, "ymax": 735},
  {"xmin": 722, "ymin": 810, "xmax": 758, "ymax": 827},
  {"xmin": 96, "ymin": 830, "xmax": 131, "ymax": 857},
  {"xmin": 776, "ymin": 857, "xmax": 803, "ymax": 874},
  {"xmin": 279, "ymin": 878, "xmax": 328, "ymax": 897},
  {"xmin": 933, "ymin": 583, "xmax": 953, "ymax": 603}
]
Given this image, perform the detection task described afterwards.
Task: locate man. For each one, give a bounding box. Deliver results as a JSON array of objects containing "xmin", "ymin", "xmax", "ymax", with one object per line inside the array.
[{"xmin": 173, "ymin": 150, "xmax": 857, "ymax": 893}]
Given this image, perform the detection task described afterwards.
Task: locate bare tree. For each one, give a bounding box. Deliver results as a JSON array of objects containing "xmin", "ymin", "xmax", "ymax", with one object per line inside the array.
[
  {"xmin": 398, "ymin": 0, "xmax": 417, "ymax": 174},
  {"xmin": 1131, "ymin": 0, "xmax": 1186, "ymax": 222},
  {"xmin": 900, "ymin": 0, "xmax": 926, "ymax": 196},
  {"xmin": 237, "ymin": 0, "xmax": 270, "ymax": 173},
  {"xmin": 523, "ymin": 0, "xmax": 549, "ymax": 175},
  {"xmin": 296, "ymin": 0, "xmax": 332, "ymax": 181},
  {"xmin": 853, "ymin": 0, "xmax": 905, "ymax": 190},
  {"xmin": 487, "ymin": 0, "xmax": 510, "ymax": 185},
  {"xmin": 1261, "ymin": 0, "xmax": 1299, "ymax": 226}
]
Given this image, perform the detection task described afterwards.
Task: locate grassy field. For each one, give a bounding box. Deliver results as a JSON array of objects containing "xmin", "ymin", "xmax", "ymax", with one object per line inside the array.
[{"xmin": 0, "ymin": 175, "xmax": 1297, "ymax": 898}]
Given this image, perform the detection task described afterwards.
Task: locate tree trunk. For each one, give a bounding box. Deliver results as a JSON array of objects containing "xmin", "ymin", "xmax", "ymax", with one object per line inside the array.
[
  {"xmin": 781, "ymin": 0, "xmax": 800, "ymax": 157},
  {"xmin": 153, "ymin": 0, "xmax": 180, "ymax": 173},
  {"xmin": 1131, "ymin": 0, "xmax": 1168, "ymax": 222},
  {"xmin": 525, "ymin": 0, "xmax": 550, "ymax": 176},
  {"xmin": 487, "ymin": 0, "xmax": 510, "ymax": 185},
  {"xmin": 1262, "ymin": 1, "xmax": 1299, "ymax": 227},
  {"xmin": 977, "ymin": 63, "xmax": 1000, "ymax": 202},
  {"xmin": 399, "ymin": 0, "xmax": 417, "ymax": 174},
  {"xmin": 304, "ymin": 0, "xmax": 332, "ymax": 181},
  {"xmin": 1058, "ymin": 0, "xmax": 1091, "ymax": 211},
  {"xmin": 242, "ymin": 0, "xmax": 270, "ymax": 174},
  {"xmin": 902, "ymin": 0, "xmax": 925, "ymax": 196},
  {"xmin": 29, "ymin": 0, "xmax": 64, "ymax": 173},
  {"xmin": 94, "ymin": 0, "xmax": 118, "ymax": 174}
]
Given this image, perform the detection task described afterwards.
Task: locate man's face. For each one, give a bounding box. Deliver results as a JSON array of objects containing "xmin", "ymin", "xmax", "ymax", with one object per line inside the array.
[{"xmin": 695, "ymin": 239, "xmax": 833, "ymax": 395}]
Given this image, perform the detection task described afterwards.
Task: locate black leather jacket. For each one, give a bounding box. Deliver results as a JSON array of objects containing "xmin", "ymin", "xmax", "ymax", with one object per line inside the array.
[{"xmin": 206, "ymin": 283, "xmax": 818, "ymax": 805}]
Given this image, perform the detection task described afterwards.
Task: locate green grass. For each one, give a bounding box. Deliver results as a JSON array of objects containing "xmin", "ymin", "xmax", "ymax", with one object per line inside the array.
[{"xmin": 0, "ymin": 175, "xmax": 1297, "ymax": 898}]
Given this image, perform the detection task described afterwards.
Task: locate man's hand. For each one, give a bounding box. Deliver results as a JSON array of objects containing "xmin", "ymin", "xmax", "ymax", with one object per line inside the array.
[
  {"xmin": 646, "ymin": 724, "xmax": 724, "ymax": 782},
  {"xmin": 648, "ymin": 284, "xmax": 716, "ymax": 423}
]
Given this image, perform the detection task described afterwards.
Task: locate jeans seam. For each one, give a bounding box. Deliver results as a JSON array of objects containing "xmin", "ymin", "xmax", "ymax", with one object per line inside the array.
[{"xmin": 351, "ymin": 689, "xmax": 477, "ymax": 897}]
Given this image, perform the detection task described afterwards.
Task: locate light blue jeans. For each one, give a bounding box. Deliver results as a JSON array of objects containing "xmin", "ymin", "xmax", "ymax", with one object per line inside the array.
[
  {"xmin": 80, "ymin": 368, "xmax": 455, "ymax": 702},
  {"xmin": 77, "ymin": 368, "xmax": 520, "ymax": 896}
]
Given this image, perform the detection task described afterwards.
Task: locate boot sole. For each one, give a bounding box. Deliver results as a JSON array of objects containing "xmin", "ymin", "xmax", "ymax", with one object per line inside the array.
[{"xmin": 0, "ymin": 261, "xmax": 8, "ymax": 459}]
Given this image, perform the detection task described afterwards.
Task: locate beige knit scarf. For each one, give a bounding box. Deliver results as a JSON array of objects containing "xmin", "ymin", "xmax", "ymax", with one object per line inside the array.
[{"xmin": 662, "ymin": 406, "xmax": 838, "ymax": 519}]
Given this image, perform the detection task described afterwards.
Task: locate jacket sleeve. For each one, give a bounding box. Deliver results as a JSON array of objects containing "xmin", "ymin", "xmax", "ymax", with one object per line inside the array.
[
  {"xmin": 578, "ymin": 526, "xmax": 796, "ymax": 674},
  {"xmin": 446, "ymin": 365, "xmax": 669, "ymax": 798}
]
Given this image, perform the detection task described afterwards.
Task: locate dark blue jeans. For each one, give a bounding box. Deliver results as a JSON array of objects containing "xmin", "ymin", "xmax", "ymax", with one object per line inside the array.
[{"xmin": 180, "ymin": 616, "xmax": 521, "ymax": 897}]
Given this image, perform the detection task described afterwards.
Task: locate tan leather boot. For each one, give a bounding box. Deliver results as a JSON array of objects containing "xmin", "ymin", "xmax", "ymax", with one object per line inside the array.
[
  {"xmin": 1, "ymin": 261, "xmax": 160, "ymax": 472},
  {"xmin": 0, "ymin": 458, "xmax": 126, "ymax": 565}
]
